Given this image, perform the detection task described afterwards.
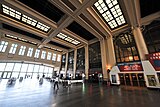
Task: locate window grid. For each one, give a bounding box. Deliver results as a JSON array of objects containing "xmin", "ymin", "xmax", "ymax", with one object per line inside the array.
[
  {"xmin": 27, "ymin": 47, "xmax": 33, "ymax": 57},
  {"xmin": 114, "ymin": 33, "xmax": 140, "ymax": 63},
  {"xmin": 57, "ymin": 54, "xmax": 61, "ymax": 62},
  {"xmin": 0, "ymin": 62, "xmax": 54, "ymax": 79},
  {"xmin": 94, "ymin": 0, "xmax": 126, "ymax": 29},
  {"xmin": 52, "ymin": 53, "xmax": 57, "ymax": 61},
  {"xmin": 34, "ymin": 49, "xmax": 40, "ymax": 58},
  {"xmin": 9, "ymin": 43, "xmax": 18, "ymax": 54},
  {"xmin": 56, "ymin": 33, "xmax": 80, "ymax": 45},
  {"xmin": 2, "ymin": 4, "xmax": 50, "ymax": 32},
  {"xmin": 47, "ymin": 52, "xmax": 52, "ymax": 60},
  {"xmin": 41, "ymin": 51, "xmax": 46, "ymax": 59},
  {"xmin": 0, "ymin": 41, "xmax": 8, "ymax": 52},
  {"xmin": 18, "ymin": 46, "xmax": 26, "ymax": 56}
]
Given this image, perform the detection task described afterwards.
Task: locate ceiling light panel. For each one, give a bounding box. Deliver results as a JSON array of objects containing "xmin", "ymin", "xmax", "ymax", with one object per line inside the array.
[
  {"xmin": 2, "ymin": 4, "xmax": 21, "ymax": 20},
  {"xmin": 94, "ymin": 0, "xmax": 127, "ymax": 30},
  {"xmin": 56, "ymin": 33, "xmax": 81, "ymax": 45},
  {"xmin": 2, "ymin": 4, "xmax": 50, "ymax": 32}
]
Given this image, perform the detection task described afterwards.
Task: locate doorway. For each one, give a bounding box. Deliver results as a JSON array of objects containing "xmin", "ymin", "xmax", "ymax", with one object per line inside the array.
[
  {"xmin": 118, "ymin": 73, "xmax": 145, "ymax": 87},
  {"xmin": 2, "ymin": 72, "xmax": 12, "ymax": 79}
]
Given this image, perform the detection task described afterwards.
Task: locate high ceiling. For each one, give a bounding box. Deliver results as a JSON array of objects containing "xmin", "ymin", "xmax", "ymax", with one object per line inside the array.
[{"xmin": 0, "ymin": 0, "xmax": 160, "ymax": 53}]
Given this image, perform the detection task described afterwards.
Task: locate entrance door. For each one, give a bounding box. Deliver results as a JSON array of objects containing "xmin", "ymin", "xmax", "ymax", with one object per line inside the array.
[
  {"xmin": 119, "ymin": 74, "xmax": 125, "ymax": 85},
  {"xmin": 137, "ymin": 74, "xmax": 145, "ymax": 87},
  {"xmin": 125, "ymin": 74, "xmax": 131, "ymax": 86},
  {"xmin": 2, "ymin": 72, "xmax": 12, "ymax": 79},
  {"xmin": 131, "ymin": 73, "xmax": 138, "ymax": 86}
]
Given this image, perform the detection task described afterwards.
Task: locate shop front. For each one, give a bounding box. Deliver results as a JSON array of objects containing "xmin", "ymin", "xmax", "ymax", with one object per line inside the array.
[{"xmin": 110, "ymin": 62, "xmax": 145, "ymax": 87}]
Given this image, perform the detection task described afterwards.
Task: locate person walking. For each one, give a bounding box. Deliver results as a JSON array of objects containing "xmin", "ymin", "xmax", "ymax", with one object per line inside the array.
[{"xmin": 54, "ymin": 76, "xmax": 59, "ymax": 90}]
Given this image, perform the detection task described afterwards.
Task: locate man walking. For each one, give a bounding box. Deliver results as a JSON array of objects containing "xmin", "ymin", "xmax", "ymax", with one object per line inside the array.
[{"xmin": 54, "ymin": 76, "xmax": 59, "ymax": 90}]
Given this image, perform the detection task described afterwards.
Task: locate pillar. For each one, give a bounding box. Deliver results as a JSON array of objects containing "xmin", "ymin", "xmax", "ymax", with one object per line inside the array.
[
  {"xmin": 85, "ymin": 45, "xmax": 89, "ymax": 80},
  {"xmin": 132, "ymin": 27, "xmax": 149, "ymax": 60},
  {"xmin": 64, "ymin": 52, "xmax": 69, "ymax": 78},
  {"xmin": 73, "ymin": 49, "xmax": 77, "ymax": 79},
  {"xmin": 100, "ymin": 38, "xmax": 108, "ymax": 81},
  {"xmin": 106, "ymin": 36, "xmax": 116, "ymax": 69}
]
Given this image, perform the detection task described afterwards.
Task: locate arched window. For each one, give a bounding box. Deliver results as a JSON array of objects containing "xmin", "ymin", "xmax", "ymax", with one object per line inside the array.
[{"xmin": 113, "ymin": 32, "xmax": 140, "ymax": 63}]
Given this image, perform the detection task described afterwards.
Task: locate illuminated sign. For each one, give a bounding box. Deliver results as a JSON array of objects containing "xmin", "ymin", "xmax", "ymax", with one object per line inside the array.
[
  {"xmin": 118, "ymin": 62, "xmax": 143, "ymax": 71},
  {"xmin": 148, "ymin": 52, "xmax": 160, "ymax": 71}
]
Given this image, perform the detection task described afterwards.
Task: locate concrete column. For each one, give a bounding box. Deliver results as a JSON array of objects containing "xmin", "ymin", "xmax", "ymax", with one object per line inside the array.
[
  {"xmin": 106, "ymin": 36, "xmax": 116, "ymax": 69},
  {"xmin": 85, "ymin": 45, "xmax": 89, "ymax": 80},
  {"xmin": 73, "ymin": 49, "xmax": 77, "ymax": 79},
  {"xmin": 64, "ymin": 52, "xmax": 69, "ymax": 78},
  {"xmin": 132, "ymin": 27, "xmax": 149, "ymax": 60},
  {"xmin": 57, "ymin": 54, "xmax": 62, "ymax": 75},
  {"xmin": 100, "ymin": 39, "xmax": 108, "ymax": 81}
]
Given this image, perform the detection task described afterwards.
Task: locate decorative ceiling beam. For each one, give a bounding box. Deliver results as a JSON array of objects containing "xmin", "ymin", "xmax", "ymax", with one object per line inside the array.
[
  {"xmin": 121, "ymin": 0, "xmax": 140, "ymax": 27},
  {"xmin": 141, "ymin": 11, "xmax": 160, "ymax": 25}
]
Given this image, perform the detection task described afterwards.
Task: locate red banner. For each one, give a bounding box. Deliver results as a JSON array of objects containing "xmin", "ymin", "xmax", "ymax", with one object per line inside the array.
[{"xmin": 118, "ymin": 62, "xmax": 143, "ymax": 71}]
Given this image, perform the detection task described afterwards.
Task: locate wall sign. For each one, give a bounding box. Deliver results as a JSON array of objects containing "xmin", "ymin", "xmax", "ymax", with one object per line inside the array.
[
  {"xmin": 148, "ymin": 52, "xmax": 160, "ymax": 71},
  {"xmin": 118, "ymin": 62, "xmax": 143, "ymax": 71}
]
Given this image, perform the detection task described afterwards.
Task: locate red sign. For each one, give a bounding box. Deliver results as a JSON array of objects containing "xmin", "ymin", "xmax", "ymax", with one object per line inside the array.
[
  {"xmin": 147, "ymin": 52, "xmax": 160, "ymax": 71},
  {"xmin": 118, "ymin": 62, "xmax": 143, "ymax": 71}
]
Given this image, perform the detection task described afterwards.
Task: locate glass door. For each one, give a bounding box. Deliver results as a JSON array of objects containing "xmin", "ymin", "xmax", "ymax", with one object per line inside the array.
[
  {"xmin": 131, "ymin": 73, "xmax": 138, "ymax": 86},
  {"xmin": 138, "ymin": 73, "xmax": 145, "ymax": 87},
  {"xmin": 125, "ymin": 73, "xmax": 131, "ymax": 86},
  {"xmin": 119, "ymin": 74, "xmax": 125, "ymax": 85},
  {"xmin": 2, "ymin": 72, "xmax": 12, "ymax": 79}
]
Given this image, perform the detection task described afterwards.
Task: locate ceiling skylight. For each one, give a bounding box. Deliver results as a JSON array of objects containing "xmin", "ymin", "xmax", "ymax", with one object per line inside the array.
[
  {"xmin": 2, "ymin": 4, "xmax": 21, "ymax": 20},
  {"xmin": 44, "ymin": 46, "xmax": 62, "ymax": 52},
  {"xmin": 56, "ymin": 33, "xmax": 81, "ymax": 45},
  {"xmin": 5, "ymin": 34, "xmax": 37, "ymax": 45},
  {"xmin": 2, "ymin": 4, "xmax": 50, "ymax": 32},
  {"xmin": 22, "ymin": 14, "xmax": 37, "ymax": 26},
  {"xmin": 94, "ymin": 0, "xmax": 126, "ymax": 29}
]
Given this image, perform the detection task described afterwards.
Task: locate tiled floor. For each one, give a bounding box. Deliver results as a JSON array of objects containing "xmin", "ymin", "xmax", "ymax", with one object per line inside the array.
[{"xmin": 0, "ymin": 79, "xmax": 160, "ymax": 107}]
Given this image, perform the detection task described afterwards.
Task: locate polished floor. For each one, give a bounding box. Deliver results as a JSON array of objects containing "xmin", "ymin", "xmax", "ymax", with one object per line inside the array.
[{"xmin": 0, "ymin": 79, "xmax": 160, "ymax": 107}]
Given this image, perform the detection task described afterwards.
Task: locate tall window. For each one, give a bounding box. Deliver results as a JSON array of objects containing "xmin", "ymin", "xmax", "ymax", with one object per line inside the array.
[
  {"xmin": 18, "ymin": 46, "xmax": 26, "ymax": 55},
  {"xmin": 61, "ymin": 54, "xmax": 66, "ymax": 69},
  {"xmin": 27, "ymin": 47, "xmax": 33, "ymax": 57},
  {"xmin": 76, "ymin": 47, "xmax": 85, "ymax": 71},
  {"xmin": 41, "ymin": 51, "xmax": 46, "ymax": 59},
  {"xmin": 68, "ymin": 51, "xmax": 74, "ymax": 70},
  {"xmin": 142, "ymin": 21, "xmax": 160, "ymax": 53},
  {"xmin": 89, "ymin": 42, "xmax": 102, "ymax": 69},
  {"xmin": 52, "ymin": 53, "xmax": 57, "ymax": 61},
  {"xmin": 113, "ymin": 32, "xmax": 140, "ymax": 63},
  {"xmin": 34, "ymin": 49, "xmax": 40, "ymax": 58},
  {"xmin": 0, "ymin": 41, "xmax": 8, "ymax": 52},
  {"xmin": 47, "ymin": 52, "xmax": 52, "ymax": 60},
  {"xmin": 9, "ymin": 43, "xmax": 18, "ymax": 54},
  {"xmin": 57, "ymin": 54, "xmax": 61, "ymax": 62}
]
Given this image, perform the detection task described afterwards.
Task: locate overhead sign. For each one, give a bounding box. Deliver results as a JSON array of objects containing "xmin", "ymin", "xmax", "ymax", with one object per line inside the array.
[{"xmin": 118, "ymin": 62, "xmax": 143, "ymax": 71}]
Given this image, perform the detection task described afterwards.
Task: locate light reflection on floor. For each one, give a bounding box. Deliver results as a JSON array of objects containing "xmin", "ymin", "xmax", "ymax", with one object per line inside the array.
[{"xmin": 0, "ymin": 79, "xmax": 160, "ymax": 107}]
